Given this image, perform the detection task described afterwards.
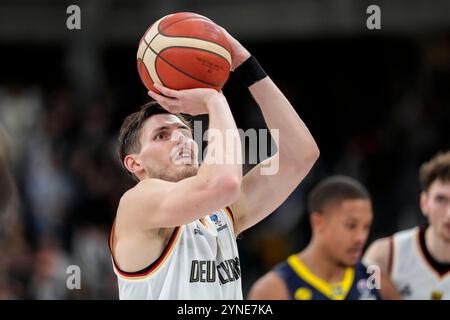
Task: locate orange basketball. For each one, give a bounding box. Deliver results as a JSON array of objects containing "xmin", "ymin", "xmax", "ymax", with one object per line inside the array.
[{"xmin": 137, "ymin": 12, "xmax": 232, "ymax": 93}]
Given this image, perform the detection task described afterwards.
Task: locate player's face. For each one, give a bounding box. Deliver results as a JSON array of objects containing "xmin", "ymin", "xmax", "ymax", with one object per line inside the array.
[
  {"xmin": 421, "ymin": 180, "xmax": 450, "ymax": 242},
  {"xmin": 321, "ymin": 199, "xmax": 373, "ymax": 267},
  {"xmin": 137, "ymin": 114, "xmax": 198, "ymax": 182}
]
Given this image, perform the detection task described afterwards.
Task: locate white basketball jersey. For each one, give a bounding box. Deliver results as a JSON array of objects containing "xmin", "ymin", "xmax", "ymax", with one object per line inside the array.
[
  {"xmin": 109, "ymin": 207, "xmax": 243, "ymax": 300},
  {"xmin": 391, "ymin": 227, "xmax": 450, "ymax": 300}
]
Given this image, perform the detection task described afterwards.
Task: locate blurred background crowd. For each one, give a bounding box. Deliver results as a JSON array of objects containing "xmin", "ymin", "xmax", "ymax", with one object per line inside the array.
[{"xmin": 0, "ymin": 0, "xmax": 449, "ymax": 299}]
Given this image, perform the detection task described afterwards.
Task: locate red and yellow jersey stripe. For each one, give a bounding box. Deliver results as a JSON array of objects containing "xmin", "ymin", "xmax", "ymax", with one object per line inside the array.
[{"xmin": 108, "ymin": 221, "xmax": 182, "ymax": 280}]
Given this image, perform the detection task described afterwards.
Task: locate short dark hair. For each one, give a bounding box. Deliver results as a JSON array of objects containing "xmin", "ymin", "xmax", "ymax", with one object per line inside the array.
[
  {"xmin": 117, "ymin": 101, "xmax": 191, "ymax": 179},
  {"xmin": 419, "ymin": 151, "xmax": 450, "ymax": 191},
  {"xmin": 307, "ymin": 175, "xmax": 370, "ymax": 214}
]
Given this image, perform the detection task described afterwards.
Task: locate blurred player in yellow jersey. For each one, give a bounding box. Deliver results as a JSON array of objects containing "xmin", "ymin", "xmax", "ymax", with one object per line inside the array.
[{"xmin": 248, "ymin": 175, "xmax": 400, "ymax": 300}]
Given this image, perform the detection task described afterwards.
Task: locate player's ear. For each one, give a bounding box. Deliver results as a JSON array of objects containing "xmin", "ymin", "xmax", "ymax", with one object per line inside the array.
[
  {"xmin": 310, "ymin": 212, "xmax": 325, "ymax": 232},
  {"xmin": 420, "ymin": 191, "xmax": 429, "ymax": 217},
  {"xmin": 124, "ymin": 154, "xmax": 142, "ymax": 175}
]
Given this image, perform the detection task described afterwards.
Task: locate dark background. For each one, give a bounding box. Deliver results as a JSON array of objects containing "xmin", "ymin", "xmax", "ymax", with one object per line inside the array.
[{"xmin": 0, "ymin": 0, "xmax": 449, "ymax": 299}]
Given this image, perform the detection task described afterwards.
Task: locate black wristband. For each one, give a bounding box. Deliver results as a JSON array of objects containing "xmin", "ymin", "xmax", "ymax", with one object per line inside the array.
[{"xmin": 234, "ymin": 56, "xmax": 268, "ymax": 87}]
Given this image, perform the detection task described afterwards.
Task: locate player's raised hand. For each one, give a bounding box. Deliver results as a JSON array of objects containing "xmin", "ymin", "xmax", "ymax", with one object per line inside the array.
[
  {"xmin": 148, "ymin": 83, "xmax": 225, "ymax": 116},
  {"xmin": 219, "ymin": 27, "xmax": 251, "ymax": 71}
]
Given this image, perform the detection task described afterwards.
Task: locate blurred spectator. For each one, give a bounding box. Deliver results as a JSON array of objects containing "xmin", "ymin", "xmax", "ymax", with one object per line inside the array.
[
  {"xmin": 0, "ymin": 125, "xmax": 17, "ymax": 221},
  {"xmin": 29, "ymin": 235, "xmax": 71, "ymax": 300},
  {"xmin": 23, "ymin": 89, "xmax": 77, "ymax": 245},
  {"xmin": 0, "ymin": 84, "xmax": 43, "ymax": 172},
  {"xmin": 70, "ymin": 226, "xmax": 117, "ymax": 299}
]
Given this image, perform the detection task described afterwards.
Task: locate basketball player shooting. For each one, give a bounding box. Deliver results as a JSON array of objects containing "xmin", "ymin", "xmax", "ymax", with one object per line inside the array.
[{"xmin": 109, "ymin": 26, "xmax": 320, "ymax": 299}]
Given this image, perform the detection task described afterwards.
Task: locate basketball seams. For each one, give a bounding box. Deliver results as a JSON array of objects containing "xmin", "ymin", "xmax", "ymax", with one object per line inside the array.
[
  {"xmin": 148, "ymin": 15, "xmax": 212, "ymax": 50},
  {"xmin": 158, "ymin": 23, "xmax": 230, "ymax": 55},
  {"xmin": 158, "ymin": 35, "xmax": 231, "ymax": 64},
  {"xmin": 152, "ymin": 34, "xmax": 232, "ymax": 65},
  {"xmin": 159, "ymin": 45, "xmax": 230, "ymax": 68},
  {"xmin": 138, "ymin": 13, "xmax": 230, "ymax": 91},
  {"xmin": 142, "ymin": 38, "xmax": 164, "ymax": 86},
  {"xmin": 138, "ymin": 17, "xmax": 165, "ymax": 83},
  {"xmin": 153, "ymin": 15, "xmax": 229, "ymax": 57},
  {"xmin": 157, "ymin": 15, "xmax": 212, "ymax": 34},
  {"xmin": 144, "ymin": 37, "xmax": 228, "ymax": 88},
  {"xmin": 156, "ymin": 53, "xmax": 222, "ymax": 88},
  {"xmin": 148, "ymin": 42, "xmax": 167, "ymax": 88},
  {"xmin": 158, "ymin": 46, "xmax": 230, "ymax": 86}
]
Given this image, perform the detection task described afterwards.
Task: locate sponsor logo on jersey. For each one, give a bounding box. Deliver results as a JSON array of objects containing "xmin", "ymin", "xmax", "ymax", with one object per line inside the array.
[
  {"xmin": 193, "ymin": 228, "xmax": 204, "ymax": 235},
  {"xmin": 210, "ymin": 214, "xmax": 228, "ymax": 232}
]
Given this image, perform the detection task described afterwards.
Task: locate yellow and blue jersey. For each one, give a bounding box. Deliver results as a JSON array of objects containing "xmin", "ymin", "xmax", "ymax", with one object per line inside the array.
[{"xmin": 273, "ymin": 254, "xmax": 381, "ymax": 300}]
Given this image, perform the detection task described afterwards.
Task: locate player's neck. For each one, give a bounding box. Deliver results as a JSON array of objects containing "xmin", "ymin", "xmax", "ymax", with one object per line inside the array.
[
  {"xmin": 425, "ymin": 227, "xmax": 450, "ymax": 263},
  {"xmin": 298, "ymin": 245, "xmax": 346, "ymax": 284}
]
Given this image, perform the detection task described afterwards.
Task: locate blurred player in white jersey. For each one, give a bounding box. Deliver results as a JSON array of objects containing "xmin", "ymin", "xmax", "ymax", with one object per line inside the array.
[{"xmin": 364, "ymin": 151, "xmax": 450, "ymax": 299}]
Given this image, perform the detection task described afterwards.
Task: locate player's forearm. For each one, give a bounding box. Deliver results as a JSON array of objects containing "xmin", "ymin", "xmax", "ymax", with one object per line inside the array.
[
  {"xmin": 249, "ymin": 77, "xmax": 319, "ymax": 165},
  {"xmin": 197, "ymin": 93, "xmax": 242, "ymax": 189}
]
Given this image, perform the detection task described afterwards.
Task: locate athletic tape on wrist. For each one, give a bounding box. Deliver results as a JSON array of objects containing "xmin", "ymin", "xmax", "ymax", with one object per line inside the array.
[{"xmin": 234, "ymin": 56, "xmax": 268, "ymax": 87}]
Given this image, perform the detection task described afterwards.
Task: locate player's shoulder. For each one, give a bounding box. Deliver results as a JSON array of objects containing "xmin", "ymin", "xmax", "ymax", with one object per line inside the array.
[
  {"xmin": 392, "ymin": 226, "xmax": 419, "ymax": 241},
  {"xmin": 121, "ymin": 178, "xmax": 162, "ymax": 197},
  {"xmin": 119, "ymin": 179, "xmax": 164, "ymax": 209},
  {"xmin": 248, "ymin": 271, "xmax": 290, "ymax": 300},
  {"xmin": 116, "ymin": 179, "xmax": 169, "ymax": 229},
  {"xmin": 364, "ymin": 236, "xmax": 393, "ymax": 273},
  {"xmin": 366, "ymin": 227, "xmax": 418, "ymax": 253},
  {"xmin": 367, "ymin": 236, "xmax": 392, "ymax": 253}
]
